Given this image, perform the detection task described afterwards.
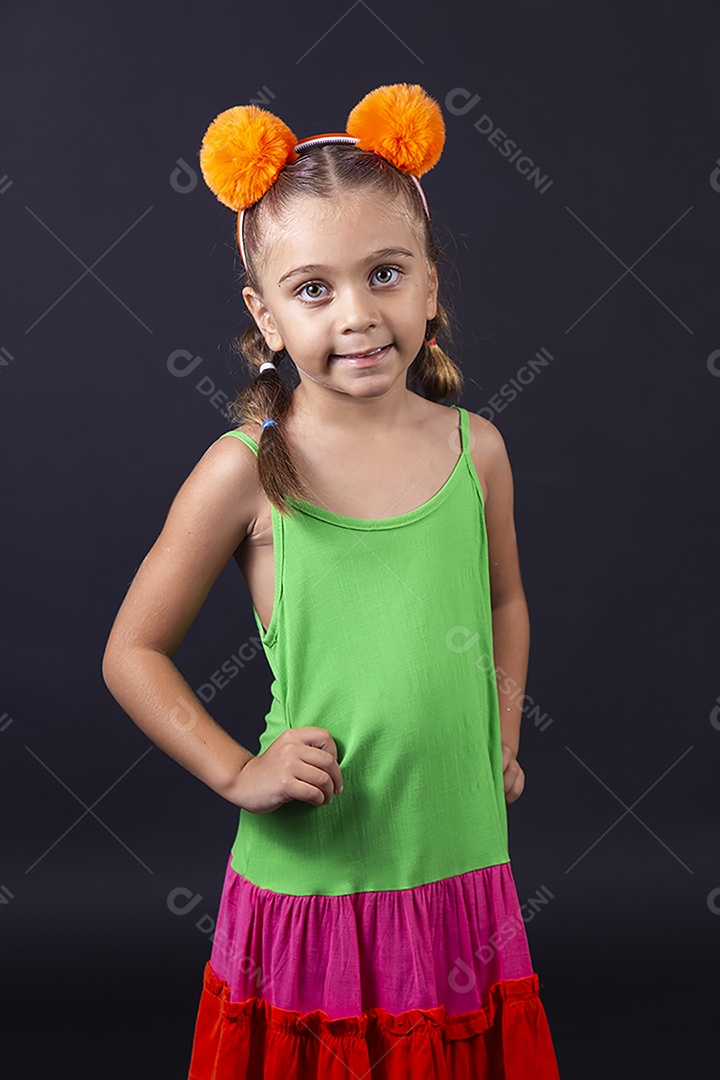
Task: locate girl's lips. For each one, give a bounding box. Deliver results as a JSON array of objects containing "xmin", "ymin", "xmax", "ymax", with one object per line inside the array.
[{"xmin": 331, "ymin": 344, "xmax": 391, "ymax": 367}]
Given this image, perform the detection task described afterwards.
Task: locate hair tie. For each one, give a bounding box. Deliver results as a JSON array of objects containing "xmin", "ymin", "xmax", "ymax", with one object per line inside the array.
[
  {"xmin": 262, "ymin": 418, "xmax": 277, "ymax": 430},
  {"xmin": 259, "ymin": 361, "xmax": 276, "ymax": 373},
  {"xmin": 426, "ymin": 337, "xmax": 437, "ymax": 347}
]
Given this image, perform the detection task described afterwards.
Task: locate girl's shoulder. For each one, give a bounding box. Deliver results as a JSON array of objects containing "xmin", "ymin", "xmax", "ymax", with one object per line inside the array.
[
  {"xmin": 422, "ymin": 399, "xmax": 505, "ymax": 458},
  {"xmin": 217, "ymin": 420, "xmax": 264, "ymax": 451},
  {"xmin": 202, "ymin": 421, "xmax": 266, "ymax": 496},
  {"xmin": 429, "ymin": 402, "xmax": 510, "ymax": 507},
  {"xmin": 464, "ymin": 406, "xmax": 507, "ymax": 456}
]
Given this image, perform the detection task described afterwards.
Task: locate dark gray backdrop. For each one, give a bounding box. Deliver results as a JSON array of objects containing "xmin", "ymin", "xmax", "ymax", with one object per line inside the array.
[{"xmin": 1, "ymin": 1, "xmax": 718, "ymax": 1076}]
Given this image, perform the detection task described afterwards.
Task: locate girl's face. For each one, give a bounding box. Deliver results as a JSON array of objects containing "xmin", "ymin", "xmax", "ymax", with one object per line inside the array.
[{"xmin": 242, "ymin": 189, "xmax": 438, "ymax": 403}]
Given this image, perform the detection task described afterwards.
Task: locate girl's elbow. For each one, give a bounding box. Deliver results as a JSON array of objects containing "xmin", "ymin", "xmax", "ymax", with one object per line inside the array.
[
  {"xmin": 101, "ymin": 632, "xmax": 134, "ymax": 690},
  {"xmin": 101, "ymin": 640, "xmax": 121, "ymax": 691}
]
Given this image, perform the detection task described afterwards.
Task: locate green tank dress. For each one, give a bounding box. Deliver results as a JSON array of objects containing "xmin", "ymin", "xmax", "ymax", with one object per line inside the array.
[{"xmin": 227, "ymin": 403, "xmax": 509, "ymax": 894}]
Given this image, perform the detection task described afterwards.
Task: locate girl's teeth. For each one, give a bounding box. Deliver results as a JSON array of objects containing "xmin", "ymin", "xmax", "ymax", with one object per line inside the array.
[{"xmin": 342, "ymin": 347, "xmax": 382, "ymax": 358}]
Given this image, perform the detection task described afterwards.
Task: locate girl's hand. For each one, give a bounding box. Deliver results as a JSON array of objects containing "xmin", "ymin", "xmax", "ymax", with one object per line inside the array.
[
  {"xmin": 502, "ymin": 743, "xmax": 525, "ymax": 804},
  {"xmin": 227, "ymin": 727, "xmax": 344, "ymax": 814}
]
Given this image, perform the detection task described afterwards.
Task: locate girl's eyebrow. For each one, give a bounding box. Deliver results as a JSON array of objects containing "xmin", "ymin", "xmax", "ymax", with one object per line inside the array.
[{"xmin": 277, "ymin": 247, "xmax": 415, "ymax": 286}]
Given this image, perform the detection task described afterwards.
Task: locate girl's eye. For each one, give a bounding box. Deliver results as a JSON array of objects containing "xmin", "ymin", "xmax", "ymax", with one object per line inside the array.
[
  {"xmin": 296, "ymin": 265, "xmax": 403, "ymax": 303},
  {"xmin": 298, "ymin": 281, "xmax": 327, "ymax": 301},
  {"xmin": 372, "ymin": 265, "xmax": 401, "ymax": 285}
]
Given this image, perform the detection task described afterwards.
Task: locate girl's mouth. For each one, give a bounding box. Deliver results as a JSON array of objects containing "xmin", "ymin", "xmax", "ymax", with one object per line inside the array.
[{"xmin": 331, "ymin": 344, "xmax": 391, "ymax": 367}]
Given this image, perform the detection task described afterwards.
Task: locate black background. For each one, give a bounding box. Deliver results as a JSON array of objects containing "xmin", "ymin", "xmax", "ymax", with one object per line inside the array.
[{"xmin": 1, "ymin": 1, "xmax": 718, "ymax": 1076}]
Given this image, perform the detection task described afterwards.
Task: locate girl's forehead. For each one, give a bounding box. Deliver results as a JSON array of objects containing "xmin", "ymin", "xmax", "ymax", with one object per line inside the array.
[
  {"xmin": 281, "ymin": 190, "xmax": 410, "ymax": 229},
  {"xmin": 263, "ymin": 194, "xmax": 421, "ymax": 265}
]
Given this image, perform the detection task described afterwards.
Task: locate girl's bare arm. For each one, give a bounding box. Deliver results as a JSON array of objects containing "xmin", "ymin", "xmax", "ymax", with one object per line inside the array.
[
  {"xmin": 469, "ymin": 413, "xmax": 530, "ymax": 763},
  {"xmin": 101, "ymin": 433, "xmax": 262, "ymax": 803}
]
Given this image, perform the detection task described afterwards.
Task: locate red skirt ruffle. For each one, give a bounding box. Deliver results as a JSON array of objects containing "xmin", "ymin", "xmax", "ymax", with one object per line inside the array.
[{"xmin": 188, "ymin": 960, "xmax": 561, "ymax": 1079}]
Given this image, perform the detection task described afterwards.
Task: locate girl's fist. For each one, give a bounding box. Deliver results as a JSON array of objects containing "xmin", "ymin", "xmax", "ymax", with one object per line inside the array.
[
  {"xmin": 502, "ymin": 743, "xmax": 525, "ymax": 804},
  {"xmin": 228, "ymin": 727, "xmax": 343, "ymax": 814}
]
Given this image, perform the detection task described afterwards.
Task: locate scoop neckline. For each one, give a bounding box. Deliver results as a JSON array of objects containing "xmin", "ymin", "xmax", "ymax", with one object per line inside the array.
[{"xmin": 281, "ymin": 404, "xmax": 467, "ymax": 531}]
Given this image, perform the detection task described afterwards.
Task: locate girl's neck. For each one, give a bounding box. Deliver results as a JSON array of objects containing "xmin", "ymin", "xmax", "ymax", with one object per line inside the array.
[{"xmin": 290, "ymin": 384, "xmax": 422, "ymax": 441}]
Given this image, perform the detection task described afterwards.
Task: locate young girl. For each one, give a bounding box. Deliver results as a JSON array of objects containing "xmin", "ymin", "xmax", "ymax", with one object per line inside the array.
[{"xmin": 102, "ymin": 83, "xmax": 561, "ymax": 1078}]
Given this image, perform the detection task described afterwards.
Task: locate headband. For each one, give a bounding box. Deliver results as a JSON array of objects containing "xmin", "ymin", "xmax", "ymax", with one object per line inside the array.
[{"xmin": 198, "ymin": 83, "xmax": 446, "ymax": 273}]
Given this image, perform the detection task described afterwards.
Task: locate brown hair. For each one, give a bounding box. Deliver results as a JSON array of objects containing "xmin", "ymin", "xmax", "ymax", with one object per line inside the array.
[{"xmin": 226, "ymin": 143, "xmax": 463, "ymax": 515}]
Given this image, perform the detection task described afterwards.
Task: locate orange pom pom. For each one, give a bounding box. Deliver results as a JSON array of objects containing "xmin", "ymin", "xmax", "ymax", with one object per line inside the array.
[
  {"xmin": 199, "ymin": 105, "xmax": 299, "ymax": 212},
  {"xmin": 346, "ymin": 83, "xmax": 445, "ymax": 177}
]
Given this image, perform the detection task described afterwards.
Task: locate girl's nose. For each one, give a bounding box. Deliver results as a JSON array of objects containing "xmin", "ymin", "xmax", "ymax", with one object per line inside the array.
[{"xmin": 336, "ymin": 286, "xmax": 380, "ymax": 334}]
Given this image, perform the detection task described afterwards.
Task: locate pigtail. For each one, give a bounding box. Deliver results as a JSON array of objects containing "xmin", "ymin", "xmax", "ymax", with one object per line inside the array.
[
  {"xmin": 227, "ymin": 327, "xmax": 313, "ymax": 517},
  {"xmin": 409, "ymin": 300, "xmax": 463, "ymax": 403}
]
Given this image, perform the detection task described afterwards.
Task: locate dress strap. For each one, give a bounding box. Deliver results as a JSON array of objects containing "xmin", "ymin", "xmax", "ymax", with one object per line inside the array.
[
  {"xmin": 219, "ymin": 430, "xmax": 259, "ymax": 457},
  {"xmin": 451, "ymin": 404, "xmax": 469, "ymax": 457}
]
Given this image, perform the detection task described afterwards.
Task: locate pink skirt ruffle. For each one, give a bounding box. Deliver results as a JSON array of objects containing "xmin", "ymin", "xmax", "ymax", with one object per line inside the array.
[{"xmin": 208, "ymin": 854, "xmax": 536, "ymax": 1019}]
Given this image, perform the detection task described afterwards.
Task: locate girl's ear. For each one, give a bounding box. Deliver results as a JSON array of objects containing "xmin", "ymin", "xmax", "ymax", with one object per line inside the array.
[
  {"xmin": 242, "ymin": 286, "xmax": 285, "ymax": 352},
  {"xmin": 426, "ymin": 263, "xmax": 439, "ymax": 322}
]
